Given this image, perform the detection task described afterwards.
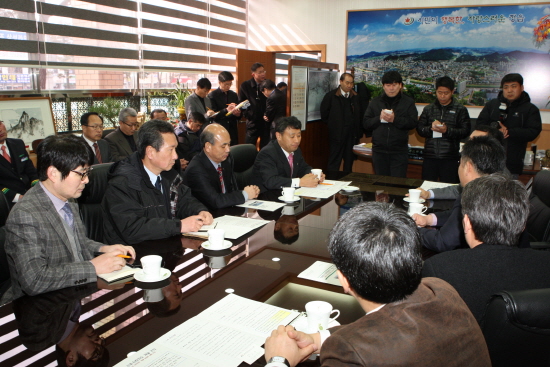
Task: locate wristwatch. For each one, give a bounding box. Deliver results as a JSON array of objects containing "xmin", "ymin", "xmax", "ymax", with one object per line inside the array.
[{"xmin": 266, "ymin": 356, "xmax": 290, "ymax": 367}]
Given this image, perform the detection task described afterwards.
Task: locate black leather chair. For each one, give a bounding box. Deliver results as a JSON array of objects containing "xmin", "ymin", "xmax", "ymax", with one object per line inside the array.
[
  {"xmin": 481, "ymin": 288, "xmax": 550, "ymax": 367},
  {"xmin": 229, "ymin": 144, "xmax": 258, "ymax": 190},
  {"xmin": 0, "ymin": 227, "xmax": 10, "ymax": 300},
  {"xmin": 78, "ymin": 163, "xmax": 113, "ymax": 243},
  {"xmin": 0, "ymin": 191, "xmax": 10, "ymax": 227},
  {"xmin": 528, "ymin": 170, "xmax": 550, "ymax": 246}
]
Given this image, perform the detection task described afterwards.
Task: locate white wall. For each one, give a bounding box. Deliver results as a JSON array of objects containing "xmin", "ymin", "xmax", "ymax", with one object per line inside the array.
[{"xmin": 248, "ymin": 0, "xmax": 550, "ymax": 123}]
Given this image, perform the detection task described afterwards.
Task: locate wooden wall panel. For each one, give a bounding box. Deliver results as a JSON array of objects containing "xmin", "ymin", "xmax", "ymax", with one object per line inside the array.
[{"xmin": 235, "ymin": 49, "xmax": 276, "ymax": 91}]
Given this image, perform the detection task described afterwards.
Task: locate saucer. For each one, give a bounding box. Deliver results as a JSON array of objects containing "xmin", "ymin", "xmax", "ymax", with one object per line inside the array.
[
  {"xmin": 403, "ymin": 197, "xmax": 425, "ymax": 203},
  {"xmin": 278, "ymin": 195, "xmax": 300, "ymax": 202},
  {"xmin": 134, "ymin": 267, "xmax": 171, "ymax": 283},
  {"xmin": 343, "ymin": 186, "xmax": 359, "ymax": 192},
  {"xmin": 202, "ymin": 240, "xmax": 233, "ymax": 250},
  {"xmin": 291, "ymin": 314, "xmax": 341, "ymax": 333}
]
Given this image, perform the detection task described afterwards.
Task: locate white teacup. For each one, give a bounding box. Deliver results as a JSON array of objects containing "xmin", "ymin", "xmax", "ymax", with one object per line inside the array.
[
  {"xmin": 409, "ymin": 202, "xmax": 427, "ymax": 216},
  {"xmin": 141, "ymin": 255, "xmax": 162, "ymax": 280},
  {"xmin": 207, "ymin": 228, "xmax": 225, "ymax": 249},
  {"xmin": 281, "ymin": 187, "xmax": 295, "ymax": 201},
  {"xmin": 408, "ymin": 189, "xmax": 422, "ymax": 202},
  {"xmin": 305, "ymin": 301, "xmax": 340, "ymax": 332},
  {"xmin": 311, "ymin": 169, "xmax": 322, "ymax": 180}
]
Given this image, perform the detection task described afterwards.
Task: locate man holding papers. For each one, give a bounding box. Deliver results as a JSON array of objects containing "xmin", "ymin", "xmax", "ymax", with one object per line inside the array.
[
  {"xmin": 184, "ymin": 123, "xmax": 260, "ymax": 209},
  {"xmin": 252, "ymin": 117, "xmax": 324, "ymax": 192},
  {"xmin": 264, "ymin": 202, "xmax": 490, "ymax": 367}
]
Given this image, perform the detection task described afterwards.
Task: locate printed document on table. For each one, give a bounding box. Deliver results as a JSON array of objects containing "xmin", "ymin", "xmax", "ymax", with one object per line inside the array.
[
  {"xmin": 298, "ymin": 261, "xmax": 341, "ymax": 286},
  {"xmin": 183, "ymin": 215, "xmax": 269, "ymax": 239},
  {"xmin": 114, "ymin": 294, "xmax": 299, "ymax": 367},
  {"xmin": 420, "ymin": 180, "xmax": 459, "ymax": 191},
  {"xmin": 295, "ymin": 180, "xmax": 351, "ymax": 199},
  {"xmin": 236, "ymin": 200, "xmax": 286, "ymax": 211}
]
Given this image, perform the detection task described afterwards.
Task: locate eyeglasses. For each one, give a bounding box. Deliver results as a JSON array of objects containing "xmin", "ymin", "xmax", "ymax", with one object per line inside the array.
[
  {"xmin": 83, "ymin": 124, "xmax": 104, "ymax": 130},
  {"xmin": 71, "ymin": 167, "xmax": 93, "ymax": 180},
  {"xmin": 121, "ymin": 121, "xmax": 139, "ymax": 129}
]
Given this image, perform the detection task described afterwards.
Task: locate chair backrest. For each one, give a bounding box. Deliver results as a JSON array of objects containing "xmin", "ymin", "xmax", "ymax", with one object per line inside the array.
[
  {"xmin": 527, "ymin": 170, "xmax": 550, "ymax": 242},
  {"xmin": 229, "ymin": 144, "xmax": 258, "ymax": 190},
  {"xmin": 0, "ymin": 191, "xmax": 10, "ymax": 228},
  {"xmin": 78, "ymin": 163, "xmax": 113, "ymax": 242},
  {"xmin": 31, "ymin": 139, "xmax": 44, "ymax": 152},
  {"xmin": 481, "ymin": 288, "xmax": 550, "ymax": 367}
]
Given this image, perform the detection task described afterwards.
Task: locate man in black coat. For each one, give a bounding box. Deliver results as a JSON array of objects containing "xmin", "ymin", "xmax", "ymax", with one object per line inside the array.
[
  {"xmin": 260, "ymin": 79, "xmax": 286, "ymax": 140},
  {"xmin": 239, "ymin": 62, "xmax": 269, "ymax": 148},
  {"xmin": 0, "ymin": 120, "xmax": 38, "ymax": 206},
  {"xmin": 80, "ymin": 112, "xmax": 112, "ymax": 164},
  {"xmin": 422, "ymin": 174, "xmax": 550, "ymax": 323},
  {"xmin": 208, "ymin": 71, "xmax": 241, "ymax": 146},
  {"xmin": 320, "ymin": 72, "xmax": 362, "ymax": 172},
  {"xmin": 251, "ymin": 116, "xmax": 323, "ymax": 192},
  {"xmin": 183, "ymin": 124, "xmax": 259, "ymax": 210}
]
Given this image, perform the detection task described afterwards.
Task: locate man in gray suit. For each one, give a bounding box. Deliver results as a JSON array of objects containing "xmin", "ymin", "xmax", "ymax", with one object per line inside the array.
[
  {"xmin": 80, "ymin": 112, "xmax": 112, "ymax": 164},
  {"xmin": 104, "ymin": 107, "xmax": 139, "ymax": 162},
  {"xmin": 184, "ymin": 78, "xmax": 215, "ymax": 122},
  {"xmin": 5, "ymin": 134, "xmax": 135, "ymax": 298}
]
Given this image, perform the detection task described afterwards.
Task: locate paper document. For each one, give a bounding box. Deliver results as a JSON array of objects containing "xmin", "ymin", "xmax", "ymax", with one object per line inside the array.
[
  {"xmin": 420, "ymin": 180, "xmax": 459, "ymax": 191},
  {"xmin": 298, "ymin": 261, "xmax": 341, "ymax": 286},
  {"xmin": 183, "ymin": 215, "xmax": 269, "ymax": 239},
  {"xmin": 295, "ymin": 180, "xmax": 351, "ymax": 199},
  {"xmin": 114, "ymin": 294, "xmax": 299, "ymax": 367},
  {"xmin": 97, "ymin": 265, "xmax": 137, "ymax": 283},
  {"xmin": 237, "ymin": 200, "xmax": 286, "ymax": 211},
  {"xmin": 353, "ymin": 143, "xmax": 372, "ymax": 153}
]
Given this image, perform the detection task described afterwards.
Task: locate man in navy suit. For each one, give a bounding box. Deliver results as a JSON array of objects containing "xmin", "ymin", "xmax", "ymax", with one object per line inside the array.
[
  {"xmin": 183, "ymin": 124, "xmax": 259, "ymax": 209},
  {"xmin": 80, "ymin": 112, "xmax": 112, "ymax": 164},
  {"xmin": 0, "ymin": 120, "xmax": 39, "ymax": 206}
]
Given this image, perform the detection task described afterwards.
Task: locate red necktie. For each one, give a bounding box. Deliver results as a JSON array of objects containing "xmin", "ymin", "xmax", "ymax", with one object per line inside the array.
[
  {"xmin": 288, "ymin": 153, "xmax": 294, "ymax": 177},
  {"xmin": 217, "ymin": 165, "xmax": 225, "ymax": 193},
  {"xmin": 1, "ymin": 146, "xmax": 11, "ymax": 163},
  {"xmin": 93, "ymin": 142, "xmax": 102, "ymax": 163}
]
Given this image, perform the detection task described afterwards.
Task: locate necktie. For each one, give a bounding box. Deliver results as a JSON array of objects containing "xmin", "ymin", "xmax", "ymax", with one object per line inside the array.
[
  {"xmin": 155, "ymin": 176, "xmax": 162, "ymax": 191},
  {"xmin": 217, "ymin": 165, "xmax": 226, "ymax": 193},
  {"xmin": 288, "ymin": 153, "xmax": 294, "ymax": 177},
  {"xmin": 93, "ymin": 142, "xmax": 102, "ymax": 163},
  {"xmin": 61, "ymin": 203, "xmax": 74, "ymax": 230},
  {"xmin": 1, "ymin": 146, "xmax": 11, "ymax": 163}
]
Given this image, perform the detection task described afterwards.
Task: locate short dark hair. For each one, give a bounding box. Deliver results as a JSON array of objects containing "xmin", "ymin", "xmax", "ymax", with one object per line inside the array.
[
  {"xmin": 340, "ymin": 72, "xmax": 353, "ymax": 82},
  {"xmin": 275, "ymin": 116, "xmax": 301, "ymax": 134},
  {"xmin": 461, "ymin": 135, "xmax": 506, "ymax": 175},
  {"xmin": 277, "ymin": 82, "xmax": 287, "ymax": 89},
  {"xmin": 149, "ymin": 109, "xmax": 167, "ymax": 120},
  {"xmin": 328, "ymin": 202, "xmax": 422, "ymax": 304},
  {"xmin": 473, "ymin": 125, "xmax": 504, "ymax": 144},
  {"xmin": 462, "ymin": 174, "xmax": 528, "ymax": 247},
  {"xmin": 435, "ymin": 76, "xmax": 455, "ymax": 91},
  {"xmin": 188, "ymin": 111, "xmax": 206, "ymax": 125},
  {"xmin": 501, "ymin": 73, "xmax": 523, "ymax": 88},
  {"xmin": 196, "ymin": 78, "xmax": 211, "ymax": 90},
  {"xmin": 259, "ymin": 79, "xmax": 276, "ymax": 92},
  {"xmin": 381, "ymin": 70, "xmax": 403, "ymax": 85},
  {"xmin": 251, "ymin": 62, "xmax": 264, "ymax": 72},
  {"xmin": 118, "ymin": 107, "xmax": 137, "ymax": 123},
  {"xmin": 218, "ymin": 71, "xmax": 234, "ymax": 82},
  {"xmin": 274, "ymin": 216, "xmax": 299, "ymax": 245},
  {"xmin": 37, "ymin": 135, "xmax": 93, "ymax": 181},
  {"xmin": 137, "ymin": 119, "xmax": 175, "ymax": 159},
  {"xmin": 80, "ymin": 112, "xmax": 103, "ymax": 126}
]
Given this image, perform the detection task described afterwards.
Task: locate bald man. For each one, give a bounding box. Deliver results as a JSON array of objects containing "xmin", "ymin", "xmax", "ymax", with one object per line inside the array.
[{"xmin": 183, "ymin": 124, "xmax": 259, "ymax": 209}]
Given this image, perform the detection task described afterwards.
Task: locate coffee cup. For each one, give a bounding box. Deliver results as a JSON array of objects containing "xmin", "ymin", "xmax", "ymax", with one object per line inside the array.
[
  {"xmin": 408, "ymin": 202, "xmax": 427, "ymax": 216},
  {"xmin": 311, "ymin": 169, "xmax": 322, "ymax": 180},
  {"xmin": 305, "ymin": 301, "xmax": 340, "ymax": 332},
  {"xmin": 141, "ymin": 255, "xmax": 162, "ymax": 280},
  {"xmin": 408, "ymin": 189, "xmax": 422, "ymax": 202},
  {"xmin": 281, "ymin": 187, "xmax": 295, "ymax": 201},
  {"xmin": 207, "ymin": 228, "xmax": 225, "ymax": 249}
]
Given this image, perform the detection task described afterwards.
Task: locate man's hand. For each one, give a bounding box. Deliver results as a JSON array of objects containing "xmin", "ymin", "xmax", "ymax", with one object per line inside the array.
[
  {"xmin": 380, "ymin": 110, "xmax": 394, "ymax": 123},
  {"xmin": 180, "ymin": 215, "xmax": 205, "ymax": 233},
  {"xmin": 91, "ymin": 252, "xmax": 127, "ymax": 274},
  {"xmin": 263, "ymin": 115, "xmax": 269, "ymax": 122},
  {"xmin": 319, "ymin": 173, "xmax": 326, "ymax": 183},
  {"xmin": 231, "ymin": 108, "xmax": 241, "ymax": 117},
  {"xmin": 198, "ymin": 211, "xmax": 213, "ymax": 225},
  {"xmin": 499, "ymin": 122, "xmax": 509, "ymax": 139},
  {"xmin": 299, "ymin": 173, "xmax": 319, "ymax": 187},
  {"xmin": 244, "ymin": 185, "xmax": 260, "ymax": 199},
  {"xmin": 99, "ymin": 244, "xmax": 136, "ymax": 259},
  {"xmin": 431, "ymin": 120, "xmax": 447, "ymax": 133},
  {"xmin": 405, "ymin": 187, "xmax": 430, "ymax": 200},
  {"xmin": 412, "ymin": 213, "xmax": 433, "ymax": 227},
  {"xmin": 180, "ymin": 159, "xmax": 189, "ymax": 170},
  {"xmin": 227, "ymin": 103, "xmax": 236, "ymax": 112},
  {"xmin": 206, "ymin": 109, "xmax": 215, "ymax": 117},
  {"xmin": 264, "ymin": 326, "xmax": 317, "ymax": 367}
]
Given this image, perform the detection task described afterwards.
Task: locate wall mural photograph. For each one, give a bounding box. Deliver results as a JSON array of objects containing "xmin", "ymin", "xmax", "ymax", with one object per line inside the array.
[{"xmin": 347, "ymin": 4, "xmax": 550, "ymax": 109}]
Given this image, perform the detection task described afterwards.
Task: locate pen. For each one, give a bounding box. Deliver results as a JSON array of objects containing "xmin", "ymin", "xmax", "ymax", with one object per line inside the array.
[
  {"xmin": 94, "ymin": 252, "xmax": 131, "ymax": 258},
  {"xmin": 319, "ymin": 183, "xmax": 333, "ymax": 186}
]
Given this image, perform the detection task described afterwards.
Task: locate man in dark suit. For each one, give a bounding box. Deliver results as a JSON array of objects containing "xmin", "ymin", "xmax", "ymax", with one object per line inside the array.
[
  {"xmin": 264, "ymin": 202, "xmax": 490, "ymax": 367},
  {"xmin": 239, "ymin": 62, "xmax": 269, "ymax": 148},
  {"xmin": 413, "ymin": 136, "xmax": 506, "ymax": 252},
  {"xmin": 251, "ymin": 116, "xmax": 323, "ymax": 192},
  {"xmin": 104, "ymin": 107, "xmax": 139, "ymax": 162},
  {"xmin": 208, "ymin": 71, "xmax": 241, "ymax": 145},
  {"xmin": 5, "ymin": 135, "xmax": 134, "ymax": 298},
  {"xmin": 422, "ymin": 174, "xmax": 550, "ymax": 322},
  {"xmin": 183, "ymin": 124, "xmax": 259, "ymax": 209},
  {"xmin": 260, "ymin": 79, "xmax": 287, "ymax": 140},
  {"xmin": 185, "ymin": 77, "xmax": 215, "ymax": 121},
  {"xmin": 80, "ymin": 112, "xmax": 112, "ymax": 164},
  {"xmin": 0, "ymin": 120, "xmax": 39, "ymax": 206}
]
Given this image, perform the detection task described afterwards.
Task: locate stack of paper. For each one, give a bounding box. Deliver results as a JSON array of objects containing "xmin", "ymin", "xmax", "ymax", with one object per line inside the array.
[
  {"xmin": 183, "ymin": 215, "xmax": 269, "ymax": 239},
  {"xmin": 295, "ymin": 180, "xmax": 351, "ymax": 199},
  {"xmin": 353, "ymin": 143, "xmax": 372, "ymax": 153},
  {"xmin": 420, "ymin": 180, "xmax": 458, "ymax": 191},
  {"xmin": 97, "ymin": 265, "xmax": 137, "ymax": 283},
  {"xmin": 298, "ymin": 261, "xmax": 341, "ymax": 287}
]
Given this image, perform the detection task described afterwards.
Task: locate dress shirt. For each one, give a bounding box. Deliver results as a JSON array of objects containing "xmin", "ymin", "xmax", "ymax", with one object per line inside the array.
[
  {"xmin": 143, "ymin": 165, "xmax": 162, "ymax": 194},
  {"xmin": 81, "ymin": 135, "xmax": 96, "ymax": 150},
  {"xmin": 40, "ymin": 182, "xmax": 70, "ymax": 218},
  {"xmin": 207, "ymin": 156, "xmax": 248, "ymax": 201},
  {"xmin": 340, "ymin": 87, "xmax": 349, "ymax": 98},
  {"xmin": 0, "ymin": 142, "xmax": 20, "ymax": 203},
  {"xmin": 280, "ymin": 147, "xmax": 300, "ymax": 188}
]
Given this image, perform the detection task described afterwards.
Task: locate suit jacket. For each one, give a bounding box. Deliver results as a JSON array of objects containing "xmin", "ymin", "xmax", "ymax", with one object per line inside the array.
[
  {"xmin": 0, "ymin": 138, "xmax": 38, "ymax": 203},
  {"xmin": 183, "ymin": 151, "xmax": 245, "ymax": 209},
  {"xmin": 320, "ymin": 278, "xmax": 490, "ymax": 367},
  {"xmin": 251, "ymin": 140, "xmax": 312, "ymax": 192},
  {"xmin": 104, "ymin": 128, "xmax": 138, "ymax": 162},
  {"xmin": 422, "ymin": 244, "xmax": 550, "ymax": 322},
  {"xmin": 265, "ymin": 88, "xmax": 286, "ymax": 124},
  {"xmin": 5, "ymin": 184, "xmax": 102, "ymax": 298},
  {"xmin": 431, "ymin": 184, "xmax": 461, "ymax": 200},
  {"xmin": 320, "ymin": 87, "xmax": 362, "ymax": 144},
  {"xmin": 239, "ymin": 78, "xmax": 267, "ymax": 128},
  {"xmin": 185, "ymin": 92, "xmax": 212, "ymax": 121},
  {"xmin": 208, "ymin": 88, "xmax": 240, "ymax": 144},
  {"xmin": 83, "ymin": 137, "xmax": 112, "ymax": 164},
  {"xmin": 419, "ymin": 195, "xmax": 465, "ymax": 253}
]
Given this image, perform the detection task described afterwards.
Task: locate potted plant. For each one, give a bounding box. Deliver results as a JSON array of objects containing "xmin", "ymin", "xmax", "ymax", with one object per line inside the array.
[{"xmin": 171, "ymin": 81, "xmax": 192, "ymax": 119}]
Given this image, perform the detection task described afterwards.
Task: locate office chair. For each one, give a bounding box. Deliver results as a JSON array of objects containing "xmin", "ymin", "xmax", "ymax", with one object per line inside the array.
[
  {"xmin": 78, "ymin": 163, "xmax": 113, "ymax": 242},
  {"xmin": 229, "ymin": 144, "xmax": 258, "ymax": 190},
  {"xmin": 0, "ymin": 191, "xmax": 10, "ymax": 227},
  {"xmin": 481, "ymin": 288, "xmax": 550, "ymax": 367},
  {"xmin": 527, "ymin": 170, "xmax": 550, "ymax": 248}
]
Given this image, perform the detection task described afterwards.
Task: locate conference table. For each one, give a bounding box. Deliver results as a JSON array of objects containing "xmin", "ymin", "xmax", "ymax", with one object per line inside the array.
[{"xmin": 0, "ymin": 172, "xmax": 451, "ymax": 367}]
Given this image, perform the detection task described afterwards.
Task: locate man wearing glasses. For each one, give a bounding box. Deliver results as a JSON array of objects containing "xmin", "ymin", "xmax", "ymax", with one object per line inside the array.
[
  {"xmin": 80, "ymin": 112, "xmax": 112, "ymax": 164},
  {"xmin": 5, "ymin": 135, "xmax": 135, "ymax": 298},
  {"xmin": 105, "ymin": 107, "xmax": 139, "ymax": 162}
]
